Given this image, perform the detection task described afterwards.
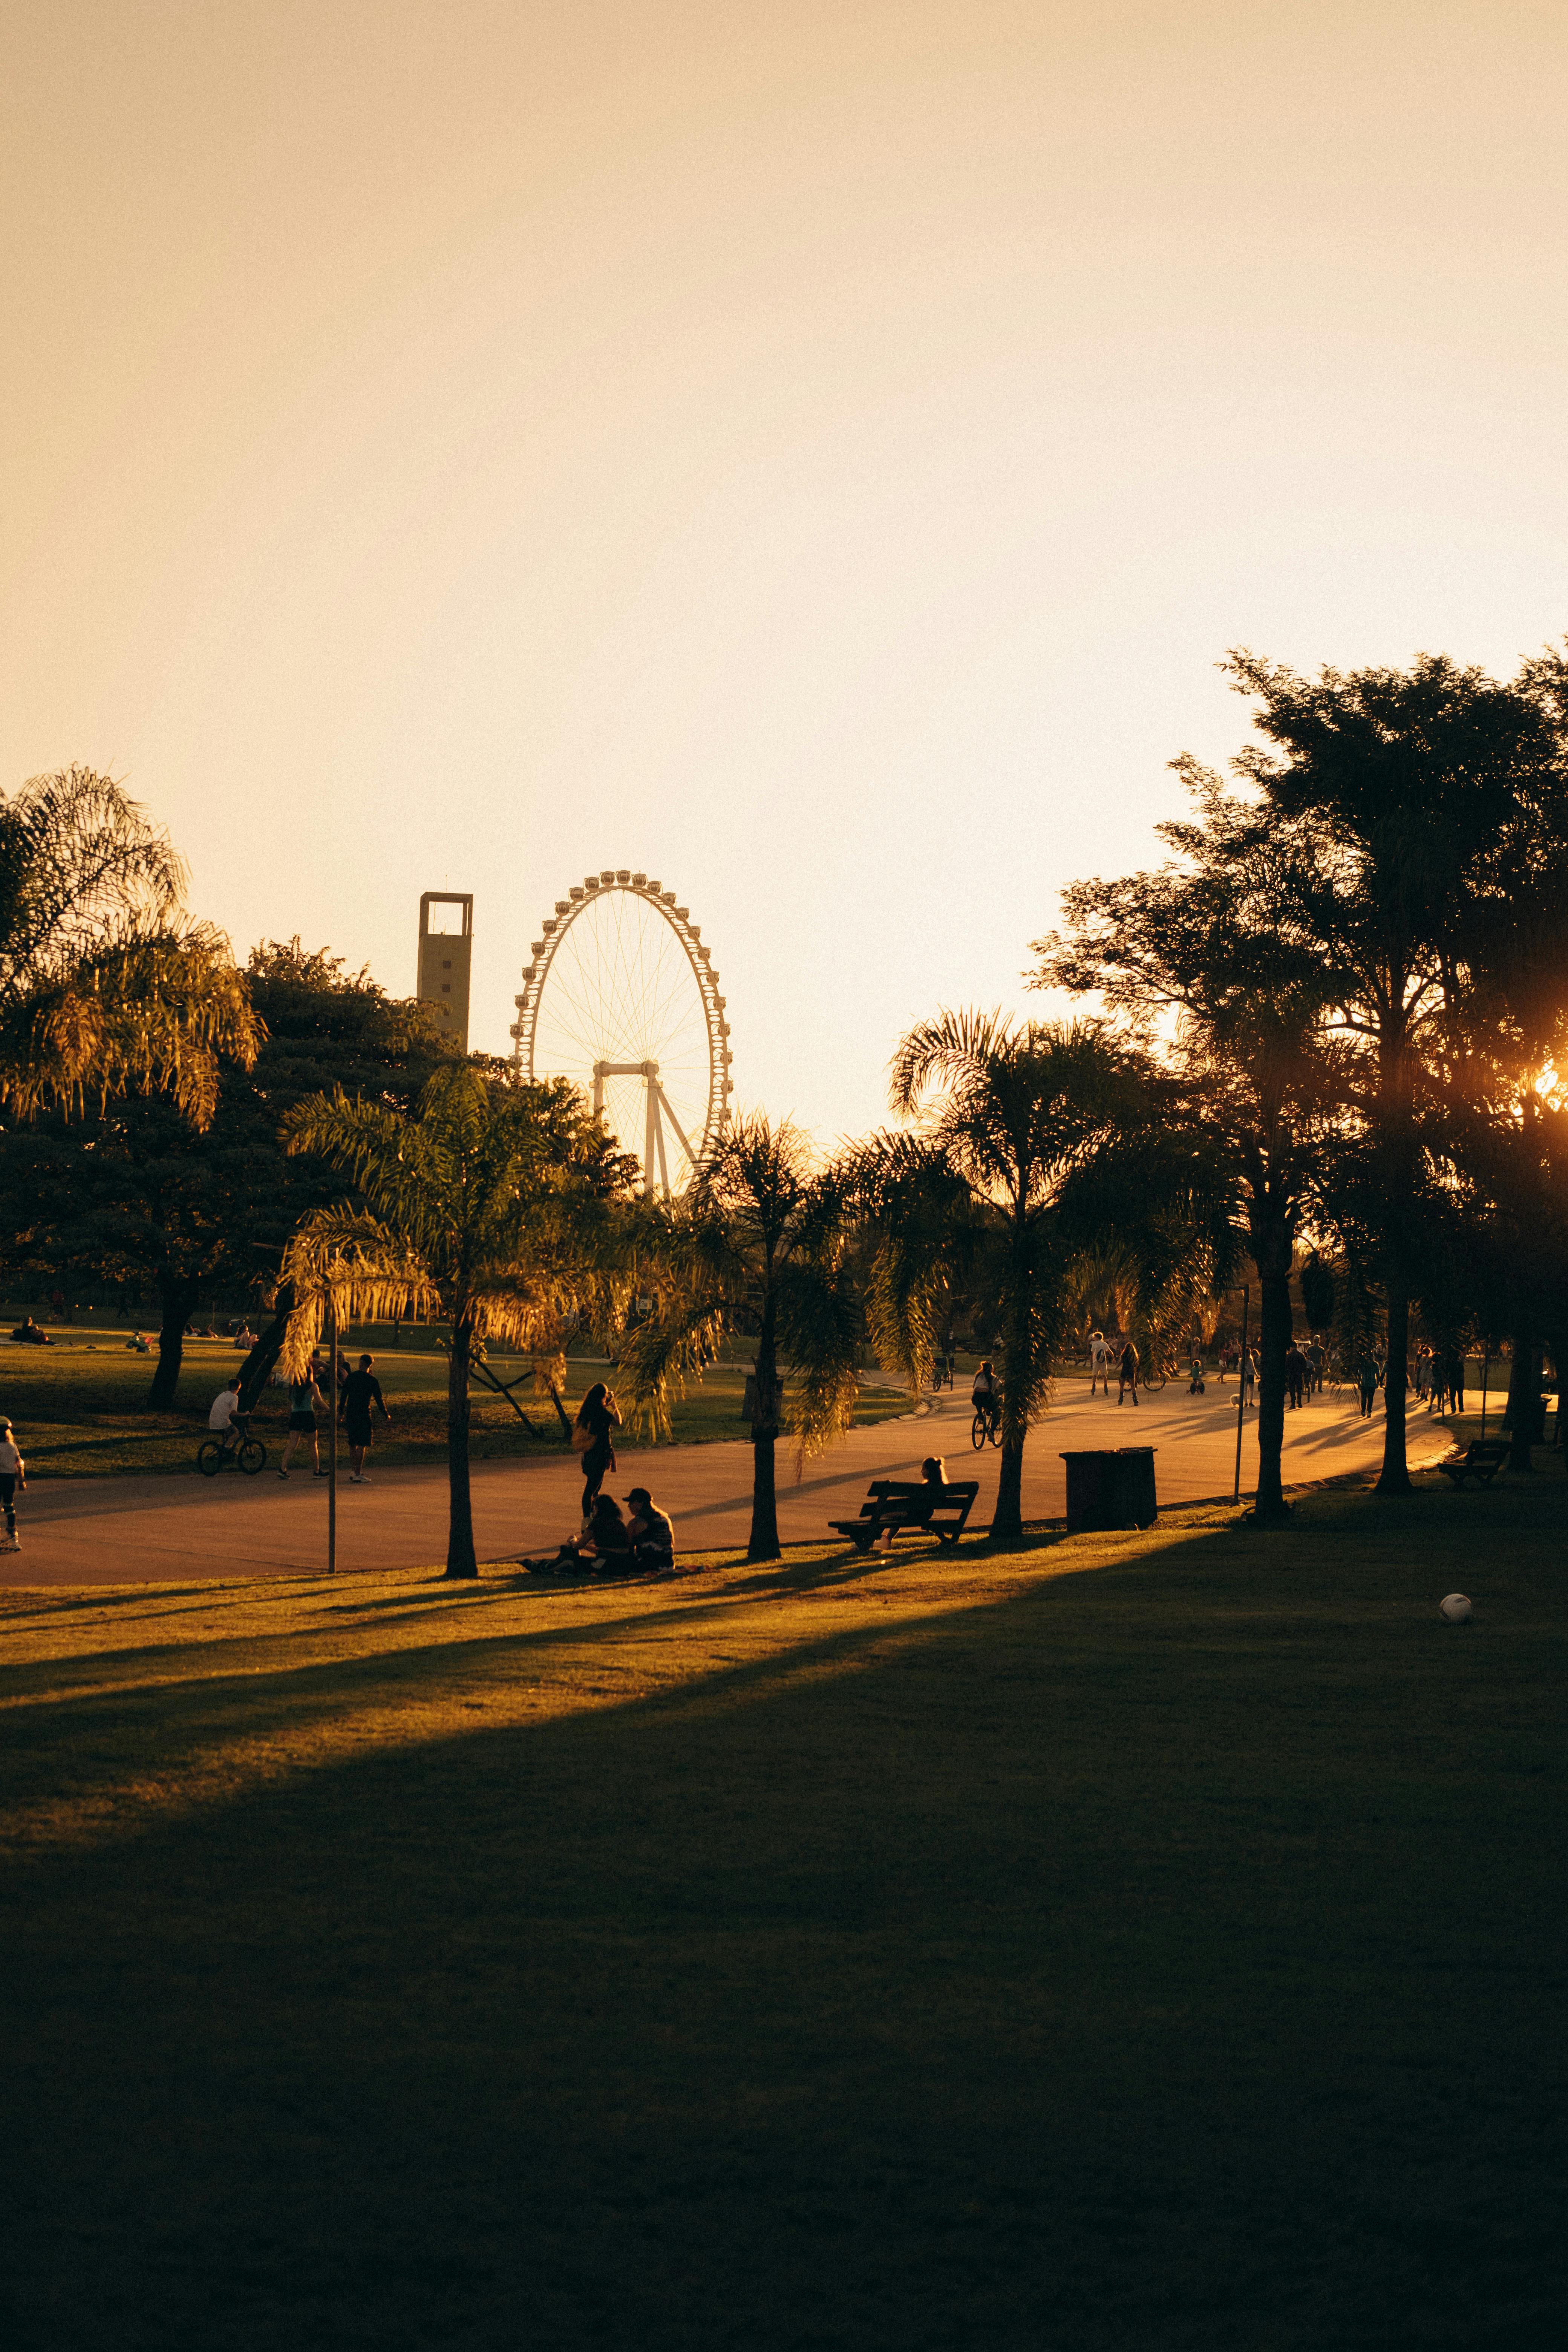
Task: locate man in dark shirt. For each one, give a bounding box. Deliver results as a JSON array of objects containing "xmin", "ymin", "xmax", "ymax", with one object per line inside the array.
[
  {"xmin": 1285, "ymin": 1340, "xmax": 1308, "ymax": 1409},
  {"xmin": 625, "ymin": 1486, "xmax": 675, "ymax": 1570},
  {"xmin": 340, "ymin": 1354, "xmax": 392, "ymax": 1483}
]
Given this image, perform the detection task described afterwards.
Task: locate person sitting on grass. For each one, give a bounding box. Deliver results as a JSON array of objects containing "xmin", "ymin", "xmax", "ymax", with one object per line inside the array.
[
  {"xmin": 584, "ymin": 1493, "xmax": 632, "ymax": 1571},
  {"xmin": 11, "ymin": 1318, "xmax": 51, "ymax": 1346},
  {"xmin": 526, "ymin": 1493, "xmax": 632, "ymax": 1577},
  {"xmin": 625, "ymin": 1485, "xmax": 676, "ymax": 1572}
]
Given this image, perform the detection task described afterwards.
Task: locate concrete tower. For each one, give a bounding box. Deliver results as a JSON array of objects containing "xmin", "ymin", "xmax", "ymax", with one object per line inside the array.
[{"xmin": 417, "ymin": 893, "xmax": 473, "ymax": 1051}]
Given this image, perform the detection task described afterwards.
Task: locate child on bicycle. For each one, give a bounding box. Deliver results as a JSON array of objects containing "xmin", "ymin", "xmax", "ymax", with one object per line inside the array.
[{"xmin": 208, "ymin": 1378, "xmax": 249, "ymax": 1453}]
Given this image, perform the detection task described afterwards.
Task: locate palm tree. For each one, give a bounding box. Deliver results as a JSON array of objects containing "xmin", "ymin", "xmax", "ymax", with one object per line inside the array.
[
  {"xmin": 0, "ymin": 767, "xmax": 259, "ymax": 1122},
  {"xmin": 619, "ymin": 1113, "xmax": 862, "ymax": 1562},
  {"xmin": 846, "ymin": 1130, "xmax": 978, "ymax": 1398},
  {"xmin": 887, "ymin": 1012, "xmax": 1174, "ymax": 1544},
  {"xmin": 280, "ymin": 1064, "xmax": 632, "ymax": 1577}
]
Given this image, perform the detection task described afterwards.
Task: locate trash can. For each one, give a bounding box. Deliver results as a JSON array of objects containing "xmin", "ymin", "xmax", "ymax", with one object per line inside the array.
[{"xmin": 1060, "ymin": 1447, "xmax": 1159, "ymax": 1534}]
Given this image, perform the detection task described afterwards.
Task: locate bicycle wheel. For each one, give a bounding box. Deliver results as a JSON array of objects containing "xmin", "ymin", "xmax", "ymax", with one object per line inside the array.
[
  {"xmin": 238, "ymin": 1438, "xmax": 267, "ymax": 1475},
  {"xmin": 1145, "ymin": 1367, "xmax": 1168, "ymax": 1391},
  {"xmin": 988, "ymin": 1413, "xmax": 1002, "ymax": 1447},
  {"xmin": 971, "ymin": 1411, "xmax": 986, "ymax": 1452},
  {"xmin": 196, "ymin": 1439, "xmax": 224, "ymax": 1478}
]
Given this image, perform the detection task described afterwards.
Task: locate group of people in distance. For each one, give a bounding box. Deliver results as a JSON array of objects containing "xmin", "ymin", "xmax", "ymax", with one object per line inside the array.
[
  {"xmin": 524, "ymin": 1380, "xmax": 676, "ymax": 1577},
  {"xmin": 205, "ymin": 1349, "xmax": 393, "ymax": 1481}
]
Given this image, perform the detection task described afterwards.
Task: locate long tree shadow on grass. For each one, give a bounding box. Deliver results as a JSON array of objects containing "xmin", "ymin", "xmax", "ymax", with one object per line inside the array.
[{"xmin": 3, "ymin": 1489, "xmax": 1566, "ymax": 2351}]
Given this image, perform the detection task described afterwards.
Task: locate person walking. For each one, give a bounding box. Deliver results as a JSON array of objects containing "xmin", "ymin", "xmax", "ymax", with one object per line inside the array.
[
  {"xmin": 278, "ymin": 1359, "xmax": 326, "ymax": 1478},
  {"xmin": 1355, "ymin": 1347, "xmax": 1380, "ymax": 1420},
  {"xmin": 0, "ymin": 1417, "xmax": 27, "ymax": 1553},
  {"xmin": 1117, "ymin": 1339, "xmax": 1140, "ymax": 1406},
  {"xmin": 340, "ymin": 1354, "xmax": 392, "ymax": 1483},
  {"xmin": 1238, "ymin": 1348, "xmax": 1256, "ymax": 1410},
  {"xmin": 1087, "ymin": 1332, "xmax": 1111, "ymax": 1396},
  {"xmin": 574, "ymin": 1381, "xmax": 621, "ymax": 1517},
  {"xmin": 1285, "ymin": 1340, "xmax": 1308, "ymax": 1410}
]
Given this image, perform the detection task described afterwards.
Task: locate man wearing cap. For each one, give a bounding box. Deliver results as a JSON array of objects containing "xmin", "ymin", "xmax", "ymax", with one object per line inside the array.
[{"xmin": 625, "ymin": 1487, "xmax": 675, "ymax": 1572}]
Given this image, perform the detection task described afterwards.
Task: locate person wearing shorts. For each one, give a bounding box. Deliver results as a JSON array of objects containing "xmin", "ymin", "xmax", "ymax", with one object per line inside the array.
[
  {"xmin": 0, "ymin": 1417, "xmax": 27, "ymax": 1552},
  {"xmin": 340, "ymin": 1354, "xmax": 391, "ymax": 1483},
  {"xmin": 279, "ymin": 1362, "xmax": 325, "ymax": 1477}
]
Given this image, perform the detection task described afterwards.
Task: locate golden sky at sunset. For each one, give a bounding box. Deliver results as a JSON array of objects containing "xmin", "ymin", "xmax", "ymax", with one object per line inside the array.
[{"xmin": 5, "ymin": 3, "xmax": 1567, "ymax": 1140}]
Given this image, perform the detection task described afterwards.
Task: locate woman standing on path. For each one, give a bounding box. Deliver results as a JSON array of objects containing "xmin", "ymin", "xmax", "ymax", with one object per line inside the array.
[
  {"xmin": 575, "ymin": 1381, "xmax": 622, "ymax": 1518},
  {"xmin": 0, "ymin": 1418, "xmax": 27, "ymax": 1553},
  {"xmin": 1116, "ymin": 1339, "xmax": 1140, "ymax": 1406}
]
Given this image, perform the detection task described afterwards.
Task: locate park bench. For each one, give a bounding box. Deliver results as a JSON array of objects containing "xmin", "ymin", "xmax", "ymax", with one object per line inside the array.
[
  {"xmin": 829, "ymin": 1478, "xmax": 980, "ymax": 1553},
  {"xmin": 1436, "ymin": 1439, "xmax": 1510, "ymax": 1489}
]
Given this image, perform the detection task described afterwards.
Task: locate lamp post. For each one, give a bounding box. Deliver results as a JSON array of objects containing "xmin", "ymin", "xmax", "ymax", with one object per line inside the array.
[
  {"xmin": 327, "ymin": 1288, "xmax": 338, "ymax": 1576},
  {"xmin": 1233, "ymin": 1285, "xmax": 1250, "ymax": 1505}
]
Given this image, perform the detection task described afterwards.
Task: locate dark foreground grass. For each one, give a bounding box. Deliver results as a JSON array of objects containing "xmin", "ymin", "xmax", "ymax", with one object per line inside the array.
[{"xmin": 2, "ymin": 1468, "xmax": 1564, "ymax": 2349}]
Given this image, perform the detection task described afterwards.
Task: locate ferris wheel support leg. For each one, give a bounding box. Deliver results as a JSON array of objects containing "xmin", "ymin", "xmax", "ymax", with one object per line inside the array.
[
  {"xmin": 656, "ymin": 1083, "xmax": 698, "ymax": 1171},
  {"xmin": 643, "ymin": 1073, "xmax": 659, "ymax": 1197},
  {"xmin": 654, "ymin": 1109, "xmax": 672, "ymax": 1196}
]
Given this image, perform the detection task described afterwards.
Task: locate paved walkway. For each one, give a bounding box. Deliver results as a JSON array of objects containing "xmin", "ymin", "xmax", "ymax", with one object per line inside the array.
[{"xmin": 2, "ymin": 1381, "xmax": 1455, "ymax": 1586}]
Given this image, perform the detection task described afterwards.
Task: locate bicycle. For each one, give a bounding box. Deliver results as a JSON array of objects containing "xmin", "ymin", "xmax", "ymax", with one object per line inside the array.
[
  {"xmin": 970, "ymin": 1401, "xmax": 1001, "ymax": 1450},
  {"xmin": 197, "ymin": 1428, "xmax": 267, "ymax": 1477}
]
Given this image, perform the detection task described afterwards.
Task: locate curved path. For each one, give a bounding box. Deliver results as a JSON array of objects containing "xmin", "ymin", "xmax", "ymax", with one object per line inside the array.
[{"xmin": 2, "ymin": 1380, "xmax": 1455, "ymax": 1585}]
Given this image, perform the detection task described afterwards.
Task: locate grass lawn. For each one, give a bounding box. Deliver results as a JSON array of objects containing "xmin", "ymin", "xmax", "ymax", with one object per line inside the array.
[
  {"xmin": 0, "ymin": 1332, "xmax": 911, "ymax": 1479},
  {"xmin": 2, "ymin": 1466, "xmax": 1564, "ymax": 2349}
]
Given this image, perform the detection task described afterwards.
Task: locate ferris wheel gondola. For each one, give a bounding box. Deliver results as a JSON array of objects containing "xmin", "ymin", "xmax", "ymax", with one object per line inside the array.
[{"xmin": 510, "ymin": 870, "xmax": 732, "ymax": 1193}]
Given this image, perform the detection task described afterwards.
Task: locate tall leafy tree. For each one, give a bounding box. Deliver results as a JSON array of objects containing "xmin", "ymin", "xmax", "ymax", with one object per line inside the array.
[
  {"xmin": 1038, "ymin": 866, "xmax": 1338, "ymax": 1518},
  {"xmin": 282, "ymin": 1064, "xmax": 632, "ymax": 1578},
  {"xmin": 0, "ymin": 938, "xmax": 456, "ymax": 1407},
  {"xmin": 882, "ymin": 1013, "xmax": 1179, "ymax": 1544},
  {"xmin": 619, "ymin": 1114, "xmax": 863, "ymax": 1562},
  {"xmin": 1047, "ymin": 648, "xmax": 1568, "ymax": 1496},
  {"xmin": 0, "ymin": 767, "xmax": 258, "ymax": 1122}
]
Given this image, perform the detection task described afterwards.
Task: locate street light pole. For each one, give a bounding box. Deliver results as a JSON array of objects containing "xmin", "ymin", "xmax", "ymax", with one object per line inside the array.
[
  {"xmin": 327, "ymin": 1288, "xmax": 338, "ymax": 1576},
  {"xmin": 1233, "ymin": 1285, "xmax": 1250, "ymax": 1505}
]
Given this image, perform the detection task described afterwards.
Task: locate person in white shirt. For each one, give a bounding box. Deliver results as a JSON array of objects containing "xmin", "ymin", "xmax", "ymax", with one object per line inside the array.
[
  {"xmin": 0, "ymin": 1417, "xmax": 26, "ymax": 1551},
  {"xmin": 208, "ymin": 1379, "xmax": 248, "ymax": 1453}
]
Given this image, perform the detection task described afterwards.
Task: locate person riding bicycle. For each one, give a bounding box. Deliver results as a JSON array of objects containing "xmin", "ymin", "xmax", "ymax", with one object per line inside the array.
[
  {"xmin": 207, "ymin": 1377, "xmax": 249, "ymax": 1453},
  {"xmin": 971, "ymin": 1360, "xmax": 999, "ymax": 1433}
]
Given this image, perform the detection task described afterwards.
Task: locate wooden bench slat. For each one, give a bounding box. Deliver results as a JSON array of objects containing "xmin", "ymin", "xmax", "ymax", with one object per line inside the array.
[{"xmin": 829, "ymin": 1478, "xmax": 981, "ymax": 1551}]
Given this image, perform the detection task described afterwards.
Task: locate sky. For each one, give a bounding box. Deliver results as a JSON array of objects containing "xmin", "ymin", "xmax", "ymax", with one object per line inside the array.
[{"xmin": 5, "ymin": 1, "xmax": 1568, "ymax": 1149}]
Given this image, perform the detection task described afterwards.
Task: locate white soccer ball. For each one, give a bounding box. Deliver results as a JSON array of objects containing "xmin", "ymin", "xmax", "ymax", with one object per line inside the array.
[{"xmin": 1439, "ymin": 1593, "xmax": 1472, "ymax": 1624}]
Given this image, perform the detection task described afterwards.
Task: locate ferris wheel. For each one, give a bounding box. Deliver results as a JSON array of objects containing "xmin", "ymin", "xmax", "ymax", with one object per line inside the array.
[{"xmin": 510, "ymin": 870, "xmax": 733, "ymax": 1193}]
